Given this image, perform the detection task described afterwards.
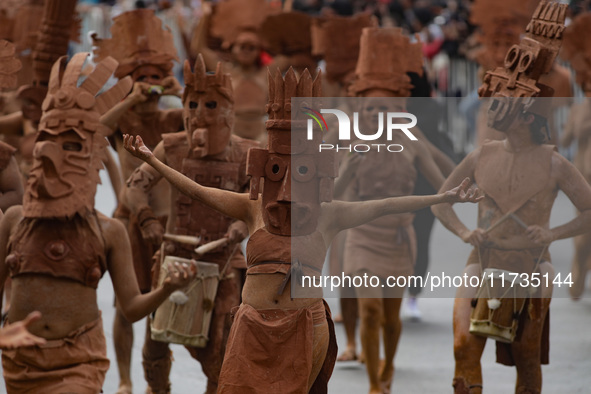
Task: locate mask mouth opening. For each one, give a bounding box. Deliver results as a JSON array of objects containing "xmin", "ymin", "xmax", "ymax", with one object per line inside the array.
[{"xmin": 41, "ymin": 156, "xmax": 59, "ymax": 179}]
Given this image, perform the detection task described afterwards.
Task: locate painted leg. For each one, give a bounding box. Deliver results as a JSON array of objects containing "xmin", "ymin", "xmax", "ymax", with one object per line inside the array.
[
  {"xmin": 337, "ymin": 294, "xmax": 359, "ymax": 362},
  {"xmin": 143, "ymin": 317, "xmax": 172, "ymax": 394},
  {"xmin": 453, "ymin": 265, "xmax": 486, "ymax": 394},
  {"xmin": 113, "ymin": 302, "xmax": 133, "ymax": 394},
  {"xmin": 187, "ymin": 271, "xmax": 240, "ymax": 394},
  {"xmin": 512, "ymin": 296, "xmax": 551, "ymax": 394},
  {"xmin": 358, "ymin": 296, "xmax": 384, "ymax": 394},
  {"xmin": 380, "ymin": 287, "xmax": 405, "ymax": 393},
  {"xmin": 570, "ymin": 232, "xmax": 591, "ymax": 299}
]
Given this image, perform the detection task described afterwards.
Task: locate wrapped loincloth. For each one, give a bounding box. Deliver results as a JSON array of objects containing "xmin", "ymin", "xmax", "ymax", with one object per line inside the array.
[
  {"xmin": 343, "ymin": 213, "xmax": 416, "ymax": 279},
  {"xmin": 466, "ymin": 247, "xmax": 550, "ymax": 366},
  {"xmin": 218, "ymin": 300, "xmax": 337, "ymax": 393},
  {"xmin": 2, "ymin": 316, "xmax": 109, "ymax": 394}
]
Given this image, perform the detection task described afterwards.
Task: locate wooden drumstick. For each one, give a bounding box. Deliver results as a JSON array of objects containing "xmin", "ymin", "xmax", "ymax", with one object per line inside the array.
[
  {"xmin": 194, "ymin": 238, "xmax": 229, "ymax": 256},
  {"xmin": 163, "ymin": 233, "xmax": 202, "ymax": 245}
]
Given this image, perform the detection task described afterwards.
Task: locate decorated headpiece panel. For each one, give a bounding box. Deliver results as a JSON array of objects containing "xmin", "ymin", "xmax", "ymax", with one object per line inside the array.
[
  {"xmin": 247, "ymin": 67, "xmax": 336, "ymax": 236},
  {"xmin": 92, "ymin": 9, "xmax": 178, "ymax": 79},
  {"xmin": 349, "ymin": 27, "xmax": 423, "ymax": 97},
  {"xmin": 24, "ymin": 53, "xmax": 132, "ymax": 218},
  {"xmin": 478, "ymin": 1, "xmax": 566, "ymax": 131},
  {"xmin": 470, "ymin": 0, "xmax": 538, "ymax": 69},
  {"xmin": 210, "ymin": 0, "xmax": 274, "ymax": 49},
  {"xmin": 182, "ymin": 54, "xmax": 234, "ymax": 158},
  {"xmin": 261, "ymin": 11, "xmax": 313, "ymax": 57},
  {"xmin": 311, "ymin": 13, "xmax": 374, "ymax": 84}
]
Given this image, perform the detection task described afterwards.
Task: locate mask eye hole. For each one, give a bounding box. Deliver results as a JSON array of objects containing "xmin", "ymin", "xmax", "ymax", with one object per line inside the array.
[
  {"xmin": 292, "ymin": 157, "xmax": 316, "ymax": 182},
  {"xmin": 265, "ymin": 156, "xmax": 286, "ymax": 181},
  {"xmin": 205, "ymin": 101, "xmax": 217, "ymax": 109},
  {"xmin": 63, "ymin": 142, "xmax": 82, "ymax": 152},
  {"xmin": 189, "ymin": 101, "xmax": 198, "ymax": 109}
]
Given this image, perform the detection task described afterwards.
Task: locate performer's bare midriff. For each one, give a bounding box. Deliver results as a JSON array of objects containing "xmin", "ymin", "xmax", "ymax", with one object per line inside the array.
[{"xmin": 9, "ymin": 276, "xmax": 99, "ymax": 339}]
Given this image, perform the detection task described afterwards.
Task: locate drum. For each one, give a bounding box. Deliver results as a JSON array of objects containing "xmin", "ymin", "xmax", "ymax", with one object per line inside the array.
[
  {"xmin": 469, "ymin": 268, "xmax": 529, "ymax": 343},
  {"xmin": 151, "ymin": 256, "xmax": 220, "ymax": 347}
]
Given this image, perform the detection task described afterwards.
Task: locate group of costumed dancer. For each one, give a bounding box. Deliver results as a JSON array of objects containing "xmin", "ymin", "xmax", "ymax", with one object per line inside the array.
[{"xmin": 0, "ymin": 1, "xmax": 590, "ymax": 394}]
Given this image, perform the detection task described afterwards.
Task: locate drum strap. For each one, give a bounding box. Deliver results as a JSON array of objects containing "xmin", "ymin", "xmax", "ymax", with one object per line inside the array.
[{"xmin": 475, "ymin": 243, "xmax": 550, "ymax": 319}]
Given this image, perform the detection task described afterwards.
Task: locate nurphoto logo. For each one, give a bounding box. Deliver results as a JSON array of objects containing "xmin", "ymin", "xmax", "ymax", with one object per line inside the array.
[{"xmin": 305, "ymin": 108, "xmax": 418, "ymax": 153}]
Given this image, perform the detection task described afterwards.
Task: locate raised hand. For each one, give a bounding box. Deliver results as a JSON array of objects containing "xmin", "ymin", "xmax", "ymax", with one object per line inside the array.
[
  {"xmin": 0, "ymin": 311, "xmax": 47, "ymax": 349},
  {"xmin": 443, "ymin": 177, "xmax": 484, "ymax": 204},
  {"xmin": 161, "ymin": 76, "xmax": 183, "ymax": 97},
  {"xmin": 128, "ymin": 81, "xmax": 152, "ymax": 103},
  {"xmin": 123, "ymin": 134, "xmax": 154, "ymax": 162}
]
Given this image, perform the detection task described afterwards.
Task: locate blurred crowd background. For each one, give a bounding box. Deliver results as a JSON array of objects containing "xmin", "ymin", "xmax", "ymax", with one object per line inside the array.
[{"xmin": 65, "ymin": 0, "xmax": 591, "ymax": 160}]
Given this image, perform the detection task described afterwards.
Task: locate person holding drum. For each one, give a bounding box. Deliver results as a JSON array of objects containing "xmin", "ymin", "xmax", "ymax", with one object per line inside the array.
[
  {"xmin": 0, "ymin": 53, "xmax": 196, "ymax": 394},
  {"xmin": 122, "ymin": 55, "xmax": 258, "ymax": 394},
  {"xmin": 432, "ymin": 2, "xmax": 591, "ymax": 393},
  {"xmin": 123, "ymin": 66, "xmax": 483, "ymax": 393}
]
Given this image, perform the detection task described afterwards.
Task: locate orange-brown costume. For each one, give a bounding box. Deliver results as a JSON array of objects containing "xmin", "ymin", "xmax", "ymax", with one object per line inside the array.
[
  {"xmin": 2, "ymin": 316, "xmax": 109, "ymax": 394},
  {"xmin": 437, "ymin": 3, "xmax": 573, "ymax": 392},
  {"xmin": 126, "ymin": 57, "xmax": 258, "ymax": 394},
  {"xmin": 142, "ymin": 131, "xmax": 254, "ymax": 393},
  {"xmin": 343, "ymin": 149, "xmax": 417, "ymax": 280},
  {"xmin": 113, "ymin": 109, "xmax": 182, "ymax": 292},
  {"xmin": 468, "ymin": 140, "xmax": 554, "ymax": 366},
  {"xmin": 218, "ymin": 68, "xmax": 338, "ymax": 393},
  {"xmin": 0, "ymin": 52, "xmax": 132, "ymax": 393},
  {"xmin": 92, "ymin": 9, "xmax": 182, "ymax": 293},
  {"xmin": 205, "ymin": 0, "xmax": 275, "ymax": 142},
  {"xmin": 219, "ymin": 228, "xmax": 337, "ymax": 393},
  {"xmin": 2, "ymin": 215, "xmax": 110, "ymax": 393}
]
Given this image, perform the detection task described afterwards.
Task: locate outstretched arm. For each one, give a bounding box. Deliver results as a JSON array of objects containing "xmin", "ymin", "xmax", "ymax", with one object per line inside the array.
[
  {"xmin": 124, "ymin": 134, "xmax": 252, "ymax": 223},
  {"xmin": 323, "ymin": 177, "xmax": 482, "ymax": 241},
  {"xmin": 104, "ymin": 215, "xmax": 196, "ymax": 322}
]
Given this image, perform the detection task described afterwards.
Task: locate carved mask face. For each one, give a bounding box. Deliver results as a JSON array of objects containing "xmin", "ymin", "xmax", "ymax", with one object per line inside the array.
[
  {"xmin": 22, "ymin": 52, "xmax": 133, "ymax": 218},
  {"xmin": 183, "ymin": 87, "xmax": 233, "ymax": 158},
  {"xmin": 25, "ymin": 123, "xmax": 106, "ymax": 218},
  {"xmin": 247, "ymin": 127, "xmax": 335, "ymax": 236},
  {"xmin": 478, "ymin": 1, "xmax": 567, "ymax": 132},
  {"xmin": 481, "ymin": 41, "xmax": 548, "ymax": 132}
]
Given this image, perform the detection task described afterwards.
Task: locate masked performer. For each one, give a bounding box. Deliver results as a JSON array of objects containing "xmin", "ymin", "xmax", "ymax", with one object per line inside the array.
[
  {"xmin": 121, "ymin": 55, "xmax": 258, "ymax": 394},
  {"xmin": 432, "ymin": 3, "xmax": 591, "ymax": 393},
  {"xmin": 191, "ymin": 0, "xmax": 275, "ymax": 142},
  {"xmin": 0, "ymin": 53, "xmax": 195, "ymax": 394},
  {"xmin": 469, "ymin": 0, "xmax": 572, "ymax": 146},
  {"xmin": 337, "ymin": 27, "xmax": 455, "ymax": 394}
]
